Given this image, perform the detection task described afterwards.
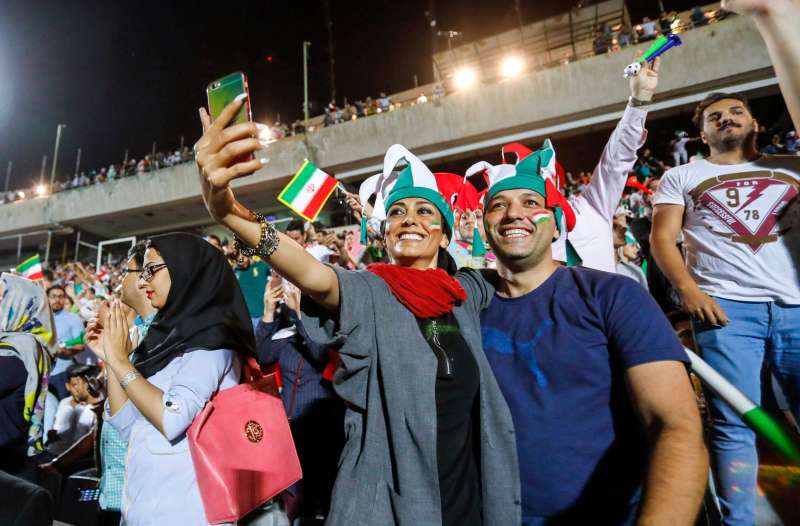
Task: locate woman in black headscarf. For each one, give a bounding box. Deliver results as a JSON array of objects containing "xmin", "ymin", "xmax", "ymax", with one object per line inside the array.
[{"xmin": 88, "ymin": 232, "xmax": 254, "ymax": 526}]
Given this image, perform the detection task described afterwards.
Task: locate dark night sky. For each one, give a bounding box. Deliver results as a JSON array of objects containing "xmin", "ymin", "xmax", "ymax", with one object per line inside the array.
[{"xmin": 0, "ymin": 0, "xmax": 702, "ymax": 190}]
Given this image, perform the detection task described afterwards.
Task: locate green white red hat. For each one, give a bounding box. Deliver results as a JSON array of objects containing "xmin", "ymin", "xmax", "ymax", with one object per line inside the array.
[
  {"xmin": 358, "ymin": 144, "xmax": 455, "ymax": 233},
  {"xmin": 467, "ymin": 139, "xmax": 581, "ymax": 265}
]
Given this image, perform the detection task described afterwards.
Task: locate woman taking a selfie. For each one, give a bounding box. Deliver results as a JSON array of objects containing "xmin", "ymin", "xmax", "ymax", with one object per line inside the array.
[
  {"xmin": 194, "ymin": 98, "xmax": 520, "ymax": 525},
  {"xmin": 91, "ymin": 233, "xmax": 254, "ymax": 525}
]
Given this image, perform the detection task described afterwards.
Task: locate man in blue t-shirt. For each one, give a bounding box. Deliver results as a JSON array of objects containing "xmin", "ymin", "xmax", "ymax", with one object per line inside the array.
[
  {"xmin": 478, "ymin": 151, "xmax": 708, "ymax": 525},
  {"xmin": 47, "ymin": 285, "xmax": 90, "ymax": 400}
]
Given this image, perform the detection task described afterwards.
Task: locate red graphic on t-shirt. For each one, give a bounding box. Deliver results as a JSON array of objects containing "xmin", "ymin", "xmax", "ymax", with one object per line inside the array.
[{"xmin": 695, "ymin": 174, "xmax": 798, "ymax": 253}]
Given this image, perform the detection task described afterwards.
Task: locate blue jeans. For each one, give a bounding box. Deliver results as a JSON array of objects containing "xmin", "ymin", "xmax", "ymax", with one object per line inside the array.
[{"xmin": 692, "ymin": 297, "xmax": 800, "ymax": 526}]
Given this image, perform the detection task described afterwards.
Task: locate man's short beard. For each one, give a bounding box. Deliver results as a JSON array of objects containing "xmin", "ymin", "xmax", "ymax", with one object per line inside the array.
[{"xmin": 709, "ymin": 128, "xmax": 756, "ymax": 154}]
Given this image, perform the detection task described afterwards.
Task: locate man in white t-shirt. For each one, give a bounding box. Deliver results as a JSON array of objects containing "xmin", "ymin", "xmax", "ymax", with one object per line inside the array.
[
  {"xmin": 651, "ymin": 3, "xmax": 800, "ymax": 520},
  {"xmin": 653, "ymin": 96, "xmax": 800, "ymax": 524}
]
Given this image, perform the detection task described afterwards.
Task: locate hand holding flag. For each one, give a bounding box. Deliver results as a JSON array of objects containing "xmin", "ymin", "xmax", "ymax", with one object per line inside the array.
[{"xmin": 278, "ymin": 160, "xmax": 339, "ymax": 222}]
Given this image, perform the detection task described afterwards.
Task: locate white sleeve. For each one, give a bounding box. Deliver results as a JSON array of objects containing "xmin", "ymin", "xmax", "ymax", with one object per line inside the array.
[
  {"xmin": 653, "ymin": 168, "xmax": 687, "ymax": 206},
  {"xmin": 52, "ymin": 398, "xmax": 74, "ymax": 434},
  {"xmin": 160, "ymin": 350, "xmax": 235, "ymax": 441},
  {"xmin": 580, "ymin": 105, "xmax": 648, "ymax": 222},
  {"xmin": 105, "ymin": 399, "xmax": 139, "ymax": 443}
]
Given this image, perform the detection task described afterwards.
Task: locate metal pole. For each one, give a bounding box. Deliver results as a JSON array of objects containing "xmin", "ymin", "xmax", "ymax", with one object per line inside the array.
[
  {"xmin": 74, "ymin": 229, "xmax": 81, "ymax": 261},
  {"xmin": 303, "ymin": 41, "xmax": 311, "ymax": 128},
  {"xmin": 413, "ymin": 74, "xmax": 419, "ymax": 88},
  {"xmin": 180, "ymin": 135, "xmax": 185, "ymax": 149},
  {"xmin": 49, "ymin": 124, "xmax": 65, "ymax": 187},
  {"xmin": 323, "ymin": 0, "xmax": 336, "ymax": 103},
  {"xmin": 3, "ymin": 161, "xmax": 11, "ymax": 193},
  {"xmin": 568, "ymin": 8, "xmax": 577, "ymax": 60},
  {"xmin": 17, "ymin": 234, "xmax": 22, "ymax": 260},
  {"xmin": 44, "ymin": 231, "xmax": 52, "ymax": 265},
  {"xmin": 513, "ymin": 0, "xmax": 524, "ymax": 33},
  {"xmin": 39, "ymin": 155, "xmax": 47, "ymax": 187},
  {"xmin": 426, "ymin": 0, "xmax": 438, "ymax": 82},
  {"xmin": 151, "ymin": 141, "xmax": 156, "ymax": 158},
  {"xmin": 74, "ymin": 147, "xmax": 82, "ymax": 176}
]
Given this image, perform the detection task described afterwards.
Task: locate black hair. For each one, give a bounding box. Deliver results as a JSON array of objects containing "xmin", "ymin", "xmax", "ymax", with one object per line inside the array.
[
  {"xmin": 42, "ymin": 269, "xmax": 54, "ymax": 282},
  {"xmin": 692, "ymin": 92, "xmax": 753, "ymax": 130},
  {"xmin": 46, "ymin": 284, "xmax": 66, "ymax": 296},
  {"xmin": 285, "ymin": 220, "xmax": 305, "ymax": 233},
  {"xmin": 65, "ymin": 364, "xmax": 98, "ymax": 382},
  {"xmin": 128, "ymin": 240, "xmax": 148, "ymax": 267},
  {"xmin": 206, "ymin": 234, "xmax": 221, "ymax": 244},
  {"xmin": 437, "ymin": 247, "xmax": 458, "ymax": 276}
]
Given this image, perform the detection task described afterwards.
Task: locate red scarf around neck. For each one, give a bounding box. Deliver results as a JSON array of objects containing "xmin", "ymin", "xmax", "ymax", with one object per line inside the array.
[{"xmin": 367, "ymin": 263, "xmax": 467, "ymax": 319}]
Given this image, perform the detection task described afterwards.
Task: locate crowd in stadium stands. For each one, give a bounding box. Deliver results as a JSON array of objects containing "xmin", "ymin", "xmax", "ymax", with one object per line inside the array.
[
  {"xmin": 282, "ymin": 86, "xmax": 446, "ymax": 135},
  {"xmin": 0, "ymin": 5, "xmax": 730, "ymax": 208},
  {"xmin": 1, "ymin": 147, "xmax": 195, "ymax": 206},
  {"xmin": 593, "ymin": 6, "xmax": 727, "ymax": 55},
  {"xmin": 2, "ymin": 2, "xmax": 800, "ymax": 526}
]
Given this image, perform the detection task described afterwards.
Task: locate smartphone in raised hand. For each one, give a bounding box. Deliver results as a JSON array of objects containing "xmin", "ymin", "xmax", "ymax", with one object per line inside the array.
[
  {"xmin": 206, "ymin": 71, "xmax": 252, "ymax": 125},
  {"xmin": 206, "ymin": 71, "xmax": 254, "ymax": 163}
]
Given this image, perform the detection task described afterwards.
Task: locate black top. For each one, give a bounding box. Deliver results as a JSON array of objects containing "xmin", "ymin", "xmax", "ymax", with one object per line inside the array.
[
  {"xmin": 0, "ymin": 356, "xmax": 29, "ymax": 474},
  {"xmin": 418, "ymin": 312, "xmax": 482, "ymax": 526}
]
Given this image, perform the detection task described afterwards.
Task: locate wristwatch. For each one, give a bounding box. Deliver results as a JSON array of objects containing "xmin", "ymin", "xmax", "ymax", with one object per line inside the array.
[{"xmin": 628, "ymin": 96, "xmax": 652, "ymax": 108}]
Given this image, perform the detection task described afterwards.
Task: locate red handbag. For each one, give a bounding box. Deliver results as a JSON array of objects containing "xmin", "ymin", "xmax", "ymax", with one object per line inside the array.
[{"xmin": 187, "ymin": 357, "xmax": 302, "ymax": 524}]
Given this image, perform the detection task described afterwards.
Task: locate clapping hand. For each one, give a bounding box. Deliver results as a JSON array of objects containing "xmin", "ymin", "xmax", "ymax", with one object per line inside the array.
[
  {"xmin": 101, "ymin": 299, "xmax": 132, "ymax": 365},
  {"xmin": 283, "ymin": 284, "xmax": 302, "ymax": 316},
  {"xmin": 85, "ymin": 300, "xmax": 109, "ymax": 361},
  {"xmin": 263, "ymin": 274, "xmax": 284, "ymax": 322}
]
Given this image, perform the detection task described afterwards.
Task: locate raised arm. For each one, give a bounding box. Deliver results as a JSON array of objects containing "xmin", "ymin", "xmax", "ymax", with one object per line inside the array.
[
  {"xmin": 194, "ymin": 98, "xmax": 340, "ymax": 311},
  {"xmin": 722, "ymin": 0, "xmax": 800, "ymax": 130},
  {"xmin": 579, "ymin": 53, "xmax": 658, "ymax": 219}
]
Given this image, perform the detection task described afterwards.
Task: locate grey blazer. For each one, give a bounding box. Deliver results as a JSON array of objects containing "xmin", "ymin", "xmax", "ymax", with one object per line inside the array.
[{"xmin": 301, "ymin": 267, "xmax": 520, "ymax": 526}]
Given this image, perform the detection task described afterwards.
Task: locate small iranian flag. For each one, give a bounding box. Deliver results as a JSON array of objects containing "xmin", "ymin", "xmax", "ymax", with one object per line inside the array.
[
  {"xmin": 278, "ymin": 160, "xmax": 339, "ymax": 221},
  {"xmin": 17, "ymin": 254, "xmax": 44, "ymax": 281}
]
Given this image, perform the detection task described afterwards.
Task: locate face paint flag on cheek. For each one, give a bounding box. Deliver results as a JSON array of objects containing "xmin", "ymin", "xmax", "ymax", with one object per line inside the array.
[
  {"xmin": 430, "ymin": 222, "xmax": 442, "ymax": 231},
  {"xmin": 532, "ymin": 211, "xmax": 550, "ymax": 225}
]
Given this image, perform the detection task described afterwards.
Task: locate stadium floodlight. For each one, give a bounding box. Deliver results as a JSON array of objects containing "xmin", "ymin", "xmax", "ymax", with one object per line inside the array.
[
  {"xmin": 35, "ymin": 184, "xmax": 47, "ymax": 196},
  {"xmin": 453, "ymin": 67, "xmax": 478, "ymax": 90},
  {"xmin": 500, "ymin": 55, "xmax": 525, "ymax": 79}
]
